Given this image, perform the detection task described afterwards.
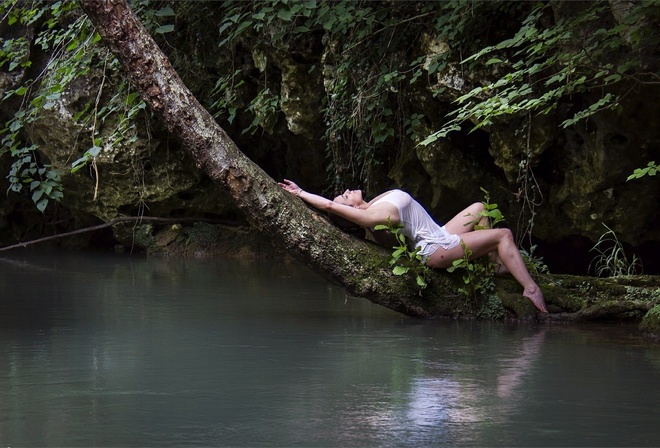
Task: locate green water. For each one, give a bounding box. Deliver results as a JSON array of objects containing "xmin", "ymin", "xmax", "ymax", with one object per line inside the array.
[{"xmin": 1, "ymin": 251, "xmax": 658, "ymax": 447}]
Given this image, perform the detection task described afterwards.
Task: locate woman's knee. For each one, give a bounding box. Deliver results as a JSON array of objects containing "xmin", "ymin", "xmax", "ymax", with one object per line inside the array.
[
  {"xmin": 494, "ymin": 228, "xmax": 515, "ymax": 245},
  {"xmin": 467, "ymin": 202, "xmax": 484, "ymax": 219}
]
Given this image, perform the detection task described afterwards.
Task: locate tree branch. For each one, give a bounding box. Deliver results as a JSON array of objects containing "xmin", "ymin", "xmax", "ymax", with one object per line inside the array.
[{"xmin": 0, "ymin": 216, "xmax": 231, "ymax": 252}]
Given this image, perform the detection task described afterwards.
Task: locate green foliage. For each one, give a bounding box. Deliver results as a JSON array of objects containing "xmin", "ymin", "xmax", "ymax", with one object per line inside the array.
[
  {"xmin": 520, "ymin": 244, "xmax": 550, "ymax": 276},
  {"xmin": 211, "ymin": 0, "xmax": 511, "ymax": 191},
  {"xmin": 589, "ymin": 224, "xmax": 643, "ymax": 277},
  {"xmin": 135, "ymin": 1, "xmax": 176, "ymax": 35},
  {"xmin": 0, "ymin": 0, "xmax": 82, "ymax": 212},
  {"xmin": 373, "ymin": 218, "xmax": 430, "ymax": 292},
  {"xmin": 243, "ymin": 87, "xmax": 280, "ymax": 135},
  {"xmin": 476, "ymin": 187, "xmax": 505, "ymax": 229},
  {"xmin": 71, "ymin": 83, "xmax": 147, "ymax": 174},
  {"xmin": 476, "ymin": 293, "xmax": 505, "ymax": 319},
  {"xmin": 447, "ymin": 190, "xmax": 547, "ymax": 300},
  {"xmin": 446, "ymin": 190, "xmax": 503, "ymax": 300},
  {"xmin": 0, "ymin": 34, "xmax": 31, "ymax": 71},
  {"xmin": 447, "ymin": 241, "xmax": 496, "ymax": 301},
  {"xmin": 420, "ymin": 1, "xmax": 660, "ymax": 145},
  {"xmin": 6, "ymin": 145, "xmax": 63, "ymax": 212},
  {"xmin": 209, "ymin": 70, "xmax": 244, "ymax": 124},
  {"xmin": 0, "ymin": 0, "xmax": 172, "ymax": 212},
  {"xmin": 627, "ymin": 161, "xmax": 658, "ymax": 181}
]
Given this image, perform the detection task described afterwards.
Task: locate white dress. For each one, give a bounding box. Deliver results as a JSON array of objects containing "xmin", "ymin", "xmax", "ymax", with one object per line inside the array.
[{"xmin": 371, "ymin": 189, "xmax": 461, "ymax": 259}]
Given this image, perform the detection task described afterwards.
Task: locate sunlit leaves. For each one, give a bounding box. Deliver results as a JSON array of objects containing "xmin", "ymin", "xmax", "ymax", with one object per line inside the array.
[{"xmin": 627, "ymin": 161, "xmax": 658, "ymax": 181}]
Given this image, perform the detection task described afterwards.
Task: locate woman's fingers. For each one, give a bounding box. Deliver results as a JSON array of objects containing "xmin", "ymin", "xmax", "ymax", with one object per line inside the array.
[{"xmin": 278, "ymin": 179, "xmax": 299, "ymax": 193}]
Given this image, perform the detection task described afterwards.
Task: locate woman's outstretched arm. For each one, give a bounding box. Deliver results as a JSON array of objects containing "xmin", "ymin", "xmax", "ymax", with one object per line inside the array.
[
  {"xmin": 278, "ymin": 179, "xmax": 396, "ymax": 228},
  {"xmin": 278, "ymin": 179, "xmax": 334, "ymax": 209}
]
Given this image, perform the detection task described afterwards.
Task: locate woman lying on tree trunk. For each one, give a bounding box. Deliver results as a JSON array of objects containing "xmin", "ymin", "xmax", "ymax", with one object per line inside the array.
[{"xmin": 279, "ymin": 179, "xmax": 548, "ymax": 313}]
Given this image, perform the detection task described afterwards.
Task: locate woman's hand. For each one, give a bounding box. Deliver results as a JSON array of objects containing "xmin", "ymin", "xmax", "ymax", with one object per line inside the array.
[{"xmin": 278, "ymin": 179, "xmax": 303, "ymax": 196}]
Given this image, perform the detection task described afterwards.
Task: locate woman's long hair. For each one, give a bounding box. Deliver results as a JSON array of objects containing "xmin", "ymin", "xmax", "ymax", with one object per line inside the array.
[{"xmin": 327, "ymin": 212, "xmax": 366, "ymax": 239}]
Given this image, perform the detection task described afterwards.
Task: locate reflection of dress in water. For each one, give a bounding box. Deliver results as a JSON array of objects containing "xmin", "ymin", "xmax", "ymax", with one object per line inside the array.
[
  {"xmin": 406, "ymin": 377, "xmax": 484, "ymax": 426},
  {"xmin": 405, "ymin": 331, "xmax": 547, "ymax": 428},
  {"xmin": 355, "ymin": 376, "xmax": 483, "ymax": 444},
  {"xmin": 359, "ymin": 331, "xmax": 547, "ymax": 442}
]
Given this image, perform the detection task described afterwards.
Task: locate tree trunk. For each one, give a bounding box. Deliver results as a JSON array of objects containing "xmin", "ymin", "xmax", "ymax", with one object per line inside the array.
[
  {"xmin": 78, "ymin": 0, "xmax": 461, "ymax": 318},
  {"xmin": 78, "ymin": 0, "xmax": 659, "ymax": 324}
]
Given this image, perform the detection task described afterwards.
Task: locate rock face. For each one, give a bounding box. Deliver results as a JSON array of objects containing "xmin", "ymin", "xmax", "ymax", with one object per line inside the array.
[
  {"xmin": 22, "ymin": 73, "xmax": 238, "ymax": 250},
  {"xmin": 0, "ymin": 2, "xmax": 658, "ymax": 275}
]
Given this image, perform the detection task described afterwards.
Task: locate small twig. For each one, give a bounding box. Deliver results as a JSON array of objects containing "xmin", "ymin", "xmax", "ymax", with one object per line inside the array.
[
  {"xmin": 341, "ymin": 12, "xmax": 433, "ymax": 54},
  {"xmin": 0, "ymin": 216, "xmax": 238, "ymax": 252}
]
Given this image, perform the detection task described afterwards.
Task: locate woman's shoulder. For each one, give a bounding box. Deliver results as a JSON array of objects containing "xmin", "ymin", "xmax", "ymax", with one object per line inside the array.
[
  {"xmin": 369, "ymin": 189, "xmax": 410, "ymax": 206},
  {"xmin": 385, "ymin": 189, "xmax": 412, "ymax": 200}
]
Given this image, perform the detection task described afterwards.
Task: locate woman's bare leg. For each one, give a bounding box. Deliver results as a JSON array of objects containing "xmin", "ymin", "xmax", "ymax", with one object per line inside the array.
[
  {"xmin": 446, "ymin": 202, "xmax": 504, "ymax": 272},
  {"xmin": 444, "ymin": 202, "xmax": 485, "ymax": 235},
  {"xmin": 490, "ymin": 252, "xmax": 510, "ymax": 275},
  {"xmin": 427, "ymin": 228, "xmax": 547, "ymax": 313}
]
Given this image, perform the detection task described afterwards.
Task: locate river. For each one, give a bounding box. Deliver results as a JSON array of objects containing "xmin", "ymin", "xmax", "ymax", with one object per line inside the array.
[{"xmin": 1, "ymin": 251, "xmax": 659, "ymax": 447}]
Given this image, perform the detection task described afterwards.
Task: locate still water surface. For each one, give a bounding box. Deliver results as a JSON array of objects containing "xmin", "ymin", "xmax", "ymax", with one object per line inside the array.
[{"xmin": 1, "ymin": 251, "xmax": 659, "ymax": 447}]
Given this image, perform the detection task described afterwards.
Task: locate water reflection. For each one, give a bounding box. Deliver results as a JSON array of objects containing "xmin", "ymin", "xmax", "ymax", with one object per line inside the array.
[
  {"xmin": 497, "ymin": 330, "xmax": 546, "ymax": 398},
  {"xmin": 324, "ymin": 326, "xmax": 550, "ymax": 446},
  {"xmin": 1, "ymin": 251, "xmax": 659, "ymax": 447}
]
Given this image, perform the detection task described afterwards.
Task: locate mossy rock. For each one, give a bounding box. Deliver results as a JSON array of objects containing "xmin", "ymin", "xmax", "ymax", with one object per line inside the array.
[
  {"xmin": 497, "ymin": 288, "xmax": 540, "ymax": 319},
  {"xmin": 640, "ymin": 305, "xmax": 660, "ymax": 335}
]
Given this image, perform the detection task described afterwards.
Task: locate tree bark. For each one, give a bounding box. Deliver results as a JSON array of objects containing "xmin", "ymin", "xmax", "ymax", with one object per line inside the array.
[{"xmin": 78, "ymin": 0, "xmax": 463, "ymax": 318}]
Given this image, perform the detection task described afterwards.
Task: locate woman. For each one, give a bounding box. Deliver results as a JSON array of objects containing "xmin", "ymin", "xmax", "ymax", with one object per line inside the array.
[{"xmin": 279, "ymin": 179, "xmax": 548, "ymax": 313}]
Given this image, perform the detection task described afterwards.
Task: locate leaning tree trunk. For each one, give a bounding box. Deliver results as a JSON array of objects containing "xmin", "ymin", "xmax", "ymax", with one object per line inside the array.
[
  {"xmin": 79, "ymin": 0, "xmax": 659, "ymax": 324},
  {"xmin": 78, "ymin": 0, "xmax": 463, "ymax": 318}
]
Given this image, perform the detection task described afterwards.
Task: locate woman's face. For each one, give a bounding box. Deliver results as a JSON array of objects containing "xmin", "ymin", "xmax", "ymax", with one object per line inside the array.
[{"xmin": 333, "ymin": 189, "xmax": 363, "ymax": 207}]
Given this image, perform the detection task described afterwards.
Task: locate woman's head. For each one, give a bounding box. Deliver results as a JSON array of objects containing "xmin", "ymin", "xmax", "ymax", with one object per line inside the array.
[
  {"xmin": 333, "ymin": 189, "xmax": 365, "ymax": 208},
  {"xmin": 329, "ymin": 189, "xmax": 367, "ymax": 238}
]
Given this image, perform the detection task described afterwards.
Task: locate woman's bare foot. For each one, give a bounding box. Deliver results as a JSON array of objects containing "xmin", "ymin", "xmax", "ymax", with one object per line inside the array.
[{"xmin": 523, "ymin": 286, "xmax": 548, "ymax": 313}]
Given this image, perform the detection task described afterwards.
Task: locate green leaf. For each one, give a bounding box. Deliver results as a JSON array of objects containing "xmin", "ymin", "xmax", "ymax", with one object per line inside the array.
[
  {"xmin": 155, "ymin": 24, "xmax": 174, "ymax": 34},
  {"xmin": 278, "ymin": 9, "xmax": 292, "ymax": 21},
  {"xmin": 31, "ymin": 189, "xmax": 44, "ymax": 203},
  {"xmin": 603, "ymin": 74, "xmax": 621, "ymax": 83},
  {"xmin": 36, "ymin": 198, "xmax": 48, "ymax": 213},
  {"xmin": 155, "ymin": 6, "xmax": 175, "ymax": 17},
  {"xmin": 88, "ymin": 145, "xmax": 102, "ymax": 157},
  {"xmin": 392, "ymin": 266, "xmax": 409, "ymax": 276},
  {"xmin": 627, "ymin": 161, "xmax": 658, "ymax": 181},
  {"xmin": 392, "ymin": 248, "xmax": 405, "ymax": 258},
  {"xmin": 486, "ymin": 58, "xmax": 503, "ymax": 65}
]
